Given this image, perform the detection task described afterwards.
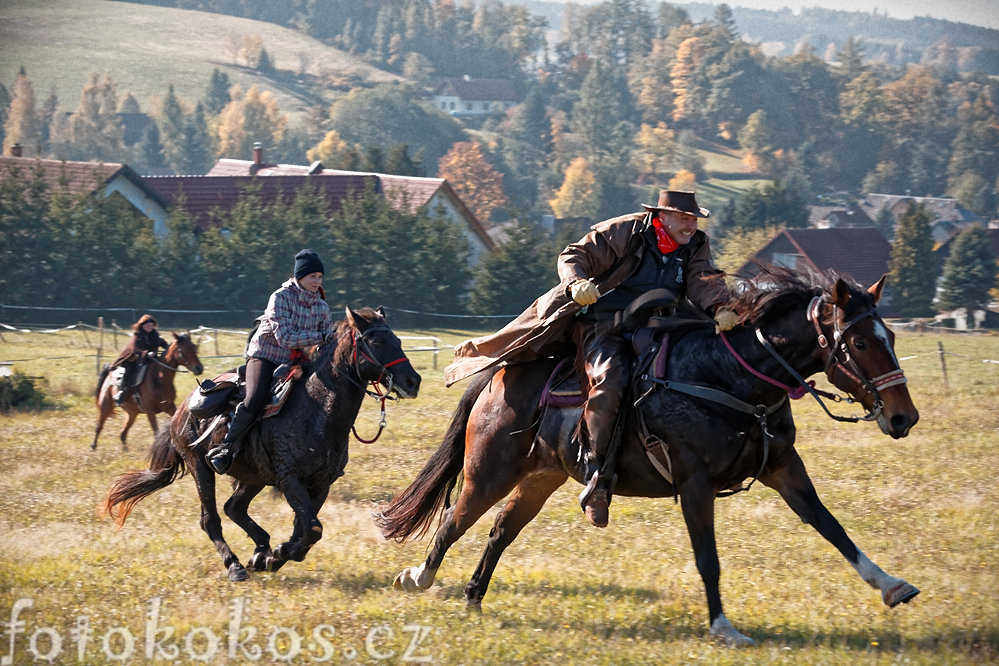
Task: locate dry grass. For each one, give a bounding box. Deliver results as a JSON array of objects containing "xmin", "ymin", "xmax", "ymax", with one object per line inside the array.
[{"xmin": 0, "ymin": 326, "xmax": 997, "ymax": 664}]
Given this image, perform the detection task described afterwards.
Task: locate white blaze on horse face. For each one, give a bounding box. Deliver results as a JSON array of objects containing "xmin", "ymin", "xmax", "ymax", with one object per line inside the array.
[{"xmin": 871, "ymin": 320, "xmax": 901, "ymax": 368}]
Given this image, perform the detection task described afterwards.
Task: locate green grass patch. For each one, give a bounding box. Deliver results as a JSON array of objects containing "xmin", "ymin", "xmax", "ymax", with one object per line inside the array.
[{"xmin": 1, "ymin": 328, "xmax": 997, "ymax": 663}]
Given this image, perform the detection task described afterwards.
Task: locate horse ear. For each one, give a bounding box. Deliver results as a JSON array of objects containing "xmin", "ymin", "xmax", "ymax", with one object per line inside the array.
[
  {"xmin": 868, "ymin": 274, "xmax": 887, "ymax": 303},
  {"xmin": 376, "ymin": 305, "xmax": 386, "ymax": 319},
  {"xmin": 345, "ymin": 306, "xmax": 358, "ymax": 326},
  {"xmin": 173, "ymin": 331, "xmax": 180, "ymax": 340},
  {"xmin": 832, "ymin": 278, "xmax": 851, "ymax": 308}
]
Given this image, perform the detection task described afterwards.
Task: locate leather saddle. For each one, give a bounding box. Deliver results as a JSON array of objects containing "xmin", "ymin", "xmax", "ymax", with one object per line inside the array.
[{"xmin": 188, "ymin": 361, "xmax": 304, "ymax": 421}]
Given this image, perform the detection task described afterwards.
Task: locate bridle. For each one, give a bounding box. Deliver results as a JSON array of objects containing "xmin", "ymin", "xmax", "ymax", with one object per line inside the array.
[
  {"xmin": 348, "ymin": 324, "xmax": 410, "ymax": 443},
  {"xmin": 749, "ymin": 293, "xmax": 907, "ymax": 424}
]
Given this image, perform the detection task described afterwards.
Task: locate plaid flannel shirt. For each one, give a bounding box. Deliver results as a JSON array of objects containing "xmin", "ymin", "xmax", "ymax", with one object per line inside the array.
[{"xmin": 246, "ymin": 278, "xmax": 333, "ymax": 364}]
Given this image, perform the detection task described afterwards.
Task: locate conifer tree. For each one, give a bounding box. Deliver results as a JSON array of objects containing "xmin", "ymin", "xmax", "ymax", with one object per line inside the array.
[
  {"xmin": 936, "ymin": 226, "xmax": 998, "ymax": 328},
  {"xmin": 887, "ymin": 203, "xmax": 936, "ymax": 316}
]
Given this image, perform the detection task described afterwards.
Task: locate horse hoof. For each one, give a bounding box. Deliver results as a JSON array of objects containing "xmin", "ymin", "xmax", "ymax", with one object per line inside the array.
[
  {"xmin": 883, "ymin": 580, "xmax": 920, "ymax": 607},
  {"xmin": 90, "ymin": 443, "xmax": 97, "ymax": 451},
  {"xmin": 228, "ymin": 564, "xmax": 249, "ymax": 582},
  {"xmin": 248, "ymin": 550, "xmax": 270, "ymax": 571}
]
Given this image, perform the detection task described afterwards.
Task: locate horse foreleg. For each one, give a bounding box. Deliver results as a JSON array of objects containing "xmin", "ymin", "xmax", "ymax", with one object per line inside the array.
[
  {"xmin": 762, "ymin": 450, "xmax": 920, "ymax": 608},
  {"xmin": 192, "ymin": 459, "xmax": 248, "ymax": 581},
  {"xmin": 269, "ymin": 476, "xmax": 324, "ymax": 570},
  {"xmin": 223, "ymin": 483, "xmax": 270, "ymax": 571},
  {"xmin": 146, "ymin": 412, "xmax": 159, "ymax": 435},
  {"xmin": 680, "ymin": 473, "xmax": 755, "ymax": 647},
  {"xmin": 464, "ymin": 470, "xmax": 566, "ymax": 607}
]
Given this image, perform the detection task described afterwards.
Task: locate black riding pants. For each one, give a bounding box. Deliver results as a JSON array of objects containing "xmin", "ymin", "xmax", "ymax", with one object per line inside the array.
[
  {"xmin": 571, "ymin": 318, "xmax": 632, "ymax": 464},
  {"xmin": 242, "ymin": 357, "xmax": 278, "ymax": 415}
]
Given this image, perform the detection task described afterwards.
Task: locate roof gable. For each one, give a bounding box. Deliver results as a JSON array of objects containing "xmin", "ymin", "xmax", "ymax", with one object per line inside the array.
[
  {"xmin": 433, "ymin": 77, "xmax": 517, "ymax": 102},
  {"xmin": 741, "ymin": 227, "xmax": 891, "ymax": 286},
  {"xmin": 142, "ymin": 174, "xmax": 378, "ymax": 230}
]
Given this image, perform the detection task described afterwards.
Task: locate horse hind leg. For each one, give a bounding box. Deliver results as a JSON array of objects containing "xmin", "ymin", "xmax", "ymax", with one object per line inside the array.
[
  {"xmin": 223, "ymin": 483, "xmax": 270, "ymax": 571},
  {"xmin": 192, "ymin": 458, "xmax": 249, "ymax": 581},
  {"xmin": 93, "ymin": 384, "xmax": 115, "ymax": 450},
  {"xmin": 464, "ymin": 470, "xmax": 566, "ymax": 607}
]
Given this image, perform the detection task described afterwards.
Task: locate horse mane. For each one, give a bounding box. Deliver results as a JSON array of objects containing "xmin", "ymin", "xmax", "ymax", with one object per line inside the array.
[
  {"xmin": 329, "ymin": 307, "xmax": 384, "ymax": 368},
  {"xmin": 728, "ymin": 263, "xmax": 866, "ymax": 326}
]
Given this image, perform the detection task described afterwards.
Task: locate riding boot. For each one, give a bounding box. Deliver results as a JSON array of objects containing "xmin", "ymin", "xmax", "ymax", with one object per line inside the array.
[
  {"xmin": 576, "ymin": 416, "xmax": 614, "ymax": 529},
  {"xmin": 206, "ymin": 403, "xmax": 256, "ymax": 475}
]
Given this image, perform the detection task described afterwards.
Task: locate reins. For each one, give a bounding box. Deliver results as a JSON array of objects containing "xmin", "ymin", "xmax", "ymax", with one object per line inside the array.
[{"xmin": 346, "ymin": 325, "xmax": 410, "ymax": 443}]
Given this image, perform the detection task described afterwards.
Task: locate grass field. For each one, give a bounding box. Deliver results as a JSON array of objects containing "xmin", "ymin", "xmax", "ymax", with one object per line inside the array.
[
  {"xmin": 0, "ymin": 0, "xmax": 400, "ymax": 126},
  {"xmin": 1, "ymin": 325, "xmax": 997, "ymax": 664}
]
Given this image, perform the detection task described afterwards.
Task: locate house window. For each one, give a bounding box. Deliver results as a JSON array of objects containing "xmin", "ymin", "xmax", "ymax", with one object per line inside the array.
[
  {"xmin": 466, "ymin": 103, "xmax": 472, "ymax": 111},
  {"xmin": 772, "ymin": 253, "xmax": 800, "ymax": 269},
  {"xmin": 449, "ymin": 102, "xmax": 455, "ymax": 110}
]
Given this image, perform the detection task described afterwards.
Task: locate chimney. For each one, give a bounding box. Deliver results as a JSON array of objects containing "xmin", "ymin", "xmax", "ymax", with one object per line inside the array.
[
  {"xmin": 11, "ymin": 143, "xmax": 22, "ymax": 158},
  {"xmin": 250, "ymin": 142, "xmax": 263, "ymax": 175}
]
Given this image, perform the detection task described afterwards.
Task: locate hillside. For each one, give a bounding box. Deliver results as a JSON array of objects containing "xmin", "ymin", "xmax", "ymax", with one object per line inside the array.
[{"xmin": 0, "ymin": 0, "xmax": 402, "ymax": 126}]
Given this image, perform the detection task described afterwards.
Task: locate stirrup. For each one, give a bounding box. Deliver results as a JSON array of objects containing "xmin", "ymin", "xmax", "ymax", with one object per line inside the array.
[{"xmin": 578, "ymin": 470, "xmax": 602, "ymax": 509}]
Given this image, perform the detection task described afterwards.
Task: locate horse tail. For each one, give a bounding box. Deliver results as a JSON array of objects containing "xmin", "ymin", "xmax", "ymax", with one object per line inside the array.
[
  {"xmin": 96, "ymin": 363, "xmax": 110, "ymax": 399},
  {"xmin": 101, "ymin": 425, "xmax": 186, "ymax": 527},
  {"xmin": 376, "ymin": 368, "xmax": 495, "ymax": 543}
]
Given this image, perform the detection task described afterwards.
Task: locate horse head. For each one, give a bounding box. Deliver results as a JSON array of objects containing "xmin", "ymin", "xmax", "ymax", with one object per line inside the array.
[
  {"xmin": 342, "ymin": 306, "xmax": 421, "ymax": 399},
  {"xmin": 167, "ymin": 332, "xmax": 204, "ymax": 376},
  {"xmin": 812, "ymin": 274, "xmax": 919, "ymax": 438}
]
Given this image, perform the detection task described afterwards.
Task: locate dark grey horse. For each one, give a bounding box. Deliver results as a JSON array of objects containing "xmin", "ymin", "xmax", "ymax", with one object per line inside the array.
[{"xmin": 104, "ymin": 306, "xmax": 421, "ymax": 581}]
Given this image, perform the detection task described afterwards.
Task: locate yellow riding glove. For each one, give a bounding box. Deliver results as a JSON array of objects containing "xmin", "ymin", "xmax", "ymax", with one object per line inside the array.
[
  {"xmin": 714, "ymin": 308, "xmax": 739, "ymax": 334},
  {"xmin": 569, "ymin": 279, "xmax": 600, "ymax": 306}
]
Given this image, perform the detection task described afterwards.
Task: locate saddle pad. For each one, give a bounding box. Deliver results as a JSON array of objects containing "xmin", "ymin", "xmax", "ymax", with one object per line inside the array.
[{"xmin": 538, "ymin": 357, "xmax": 585, "ymax": 408}]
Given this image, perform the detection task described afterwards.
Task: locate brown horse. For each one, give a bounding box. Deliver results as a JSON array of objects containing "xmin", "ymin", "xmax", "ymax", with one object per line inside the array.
[
  {"xmin": 377, "ymin": 267, "xmax": 920, "ymax": 646},
  {"xmin": 93, "ymin": 332, "xmax": 204, "ymax": 450}
]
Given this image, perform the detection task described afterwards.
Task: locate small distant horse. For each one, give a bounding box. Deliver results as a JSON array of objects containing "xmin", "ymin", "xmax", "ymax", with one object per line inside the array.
[
  {"xmin": 93, "ymin": 332, "xmax": 204, "ymax": 450},
  {"xmin": 378, "ymin": 268, "xmax": 920, "ymax": 646},
  {"xmin": 103, "ymin": 307, "xmax": 421, "ymax": 581}
]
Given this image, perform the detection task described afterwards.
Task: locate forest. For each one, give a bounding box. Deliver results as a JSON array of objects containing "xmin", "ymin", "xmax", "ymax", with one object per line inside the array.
[{"xmin": 1, "ymin": 0, "xmax": 997, "ymax": 323}]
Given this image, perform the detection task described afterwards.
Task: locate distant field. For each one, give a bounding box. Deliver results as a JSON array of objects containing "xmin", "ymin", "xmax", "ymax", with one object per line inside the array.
[
  {"xmin": 0, "ymin": 0, "xmax": 401, "ymax": 125},
  {"xmin": 1, "ymin": 324, "xmax": 997, "ymax": 663}
]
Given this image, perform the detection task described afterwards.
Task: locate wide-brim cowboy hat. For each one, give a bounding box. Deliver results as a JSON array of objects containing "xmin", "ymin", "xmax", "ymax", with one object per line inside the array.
[{"xmin": 642, "ymin": 189, "xmax": 710, "ymax": 218}]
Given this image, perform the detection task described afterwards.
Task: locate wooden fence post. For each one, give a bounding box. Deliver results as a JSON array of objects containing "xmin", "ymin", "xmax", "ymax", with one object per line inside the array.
[
  {"xmin": 937, "ymin": 341, "xmax": 948, "ymax": 388},
  {"xmin": 97, "ymin": 316, "xmax": 104, "ymax": 375}
]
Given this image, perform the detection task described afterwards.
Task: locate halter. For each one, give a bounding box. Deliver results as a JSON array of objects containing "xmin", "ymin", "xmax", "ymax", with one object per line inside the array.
[{"xmin": 348, "ymin": 324, "xmax": 410, "ymax": 443}]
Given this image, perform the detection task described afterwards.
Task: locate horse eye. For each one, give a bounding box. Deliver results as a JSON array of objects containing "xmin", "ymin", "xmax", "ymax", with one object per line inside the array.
[{"xmin": 852, "ymin": 338, "xmax": 868, "ymax": 352}]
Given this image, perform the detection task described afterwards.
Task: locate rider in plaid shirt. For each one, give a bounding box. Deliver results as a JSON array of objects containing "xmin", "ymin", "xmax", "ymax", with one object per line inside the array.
[{"xmin": 207, "ymin": 249, "xmax": 334, "ymax": 475}]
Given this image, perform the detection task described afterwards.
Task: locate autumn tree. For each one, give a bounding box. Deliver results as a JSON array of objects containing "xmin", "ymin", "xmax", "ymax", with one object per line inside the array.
[
  {"xmin": 549, "ymin": 156, "xmax": 600, "ymax": 219},
  {"xmin": 936, "ymin": 226, "xmax": 998, "ymax": 328},
  {"xmin": 632, "ymin": 122, "xmax": 677, "ymax": 182},
  {"xmin": 3, "ymin": 68, "xmax": 41, "ymax": 156},
  {"xmin": 887, "ymin": 203, "xmax": 936, "ymax": 316},
  {"xmin": 307, "ymin": 130, "xmax": 360, "ymax": 169},
  {"xmin": 215, "ymin": 84, "xmax": 288, "ymax": 160},
  {"xmin": 437, "ymin": 141, "xmax": 508, "ymax": 223},
  {"xmin": 64, "ymin": 73, "xmax": 126, "ymax": 162}
]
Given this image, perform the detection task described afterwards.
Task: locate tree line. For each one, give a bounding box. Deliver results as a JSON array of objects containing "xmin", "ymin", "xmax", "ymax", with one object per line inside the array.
[
  {"xmin": 0, "ymin": 161, "xmax": 569, "ymax": 327},
  {"xmin": 1, "ymin": 1, "xmax": 997, "ymax": 322}
]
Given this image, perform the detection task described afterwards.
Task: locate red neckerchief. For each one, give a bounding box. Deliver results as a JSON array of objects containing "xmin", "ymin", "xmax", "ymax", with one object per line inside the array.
[{"xmin": 651, "ymin": 215, "xmax": 679, "ymax": 254}]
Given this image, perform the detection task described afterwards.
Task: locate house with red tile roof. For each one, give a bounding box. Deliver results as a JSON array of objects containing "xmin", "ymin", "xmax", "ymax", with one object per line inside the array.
[
  {"xmin": 185, "ymin": 146, "xmax": 495, "ymax": 263},
  {"xmin": 737, "ymin": 227, "xmax": 892, "ymax": 288},
  {"xmin": 0, "ymin": 150, "xmax": 171, "ymax": 234}
]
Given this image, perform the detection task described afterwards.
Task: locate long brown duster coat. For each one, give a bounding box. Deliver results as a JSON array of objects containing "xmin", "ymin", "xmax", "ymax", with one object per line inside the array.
[{"xmin": 444, "ymin": 211, "xmax": 730, "ymax": 386}]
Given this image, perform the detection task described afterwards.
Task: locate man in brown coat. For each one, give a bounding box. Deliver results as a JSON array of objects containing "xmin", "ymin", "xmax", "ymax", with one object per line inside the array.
[{"xmin": 445, "ymin": 190, "xmax": 737, "ymax": 527}]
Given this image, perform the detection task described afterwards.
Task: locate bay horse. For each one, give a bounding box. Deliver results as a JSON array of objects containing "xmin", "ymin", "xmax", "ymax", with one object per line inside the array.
[
  {"xmin": 377, "ymin": 268, "xmax": 920, "ymax": 646},
  {"xmin": 103, "ymin": 307, "xmax": 421, "ymax": 581},
  {"xmin": 93, "ymin": 332, "xmax": 204, "ymax": 450}
]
